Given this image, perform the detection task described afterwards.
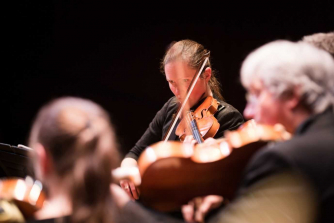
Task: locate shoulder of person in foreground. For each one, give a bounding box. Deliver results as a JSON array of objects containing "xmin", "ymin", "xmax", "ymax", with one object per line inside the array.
[
  {"xmin": 111, "ymin": 184, "xmax": 184, "ymax": 223},
  {"xmin": 208, "ymin": 170, "xmax": 318, "ymax": 223}
]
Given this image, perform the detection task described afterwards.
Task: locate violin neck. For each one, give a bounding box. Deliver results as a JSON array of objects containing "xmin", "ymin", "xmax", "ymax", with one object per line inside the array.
[
  {"xmin": 190, "ymin": 121, "xmax": 204, "ymax": 144},
  {"xmin": 186, "ymin": 112, "xmax": 204, "ymax": 144}
]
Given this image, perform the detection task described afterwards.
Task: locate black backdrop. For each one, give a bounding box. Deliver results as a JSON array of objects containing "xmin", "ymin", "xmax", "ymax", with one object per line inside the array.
[{"xmin": 2, "ymin": 1, "xmax": 334, "ymax": 157}]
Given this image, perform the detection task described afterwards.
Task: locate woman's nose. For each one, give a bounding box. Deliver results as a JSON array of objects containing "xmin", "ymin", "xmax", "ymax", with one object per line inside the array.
[
  {"xmin": 173, "ymin": 87, "xmax": 180, "ymax": 97},
  {"xmin": 176, "ymin": 86, "xmax": 187, "ymax": 97}
]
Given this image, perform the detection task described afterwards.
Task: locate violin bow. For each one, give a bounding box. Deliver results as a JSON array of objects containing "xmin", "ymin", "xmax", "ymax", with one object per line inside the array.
[{"xmin": 163, "ymin": 57, "xmax": 209, "ymax": 142}]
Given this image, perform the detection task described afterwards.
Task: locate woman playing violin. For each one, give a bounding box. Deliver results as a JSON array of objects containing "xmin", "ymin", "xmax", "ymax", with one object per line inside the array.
[{"xmin": 120, "ymin": 39, "xmax": 244, "ymax": 199}]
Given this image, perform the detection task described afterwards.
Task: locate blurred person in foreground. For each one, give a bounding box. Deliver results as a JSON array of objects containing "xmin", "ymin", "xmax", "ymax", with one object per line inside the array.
[
  {"xmin": 24, "ymin": 96, "xmax": 184, "ymax": 223},
  {"xmin": 26, "ymin": 97, "xmax": 121, "ymax": 222},
  {"xmin": 184, "ymin": 40, "xmax": 334, "ymax": 223}
]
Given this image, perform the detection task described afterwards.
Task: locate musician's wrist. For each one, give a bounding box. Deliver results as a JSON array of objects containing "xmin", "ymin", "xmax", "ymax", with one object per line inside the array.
[{"xmin": 121, "ymin": 158, "xmax": 138, "ymax": 168}]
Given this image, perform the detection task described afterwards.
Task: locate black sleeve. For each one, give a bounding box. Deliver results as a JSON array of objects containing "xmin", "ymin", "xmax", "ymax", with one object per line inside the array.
[
  {"xmin": 214, "ymin": 103, "xmax": 245, "ymax": 139},
  {"xmin": 124, "ymin": 99, "xmax": 172, "ymax": 160},
  {"xmin": 237, "ymin": 146, "xmax": 291, "ymax": 195}
]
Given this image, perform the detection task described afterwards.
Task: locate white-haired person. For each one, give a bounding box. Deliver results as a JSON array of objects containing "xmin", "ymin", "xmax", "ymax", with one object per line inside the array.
[
  {"xmin": 302, "ymin": 31, "xmax": 334, "ymax": 56},
  {"xmin": 115, "ymin": 35, "xmax": 334, "ymax": 223},
  {"xmin": 199, "ymin": 40, "xmax": 334, "ymax": 223}
]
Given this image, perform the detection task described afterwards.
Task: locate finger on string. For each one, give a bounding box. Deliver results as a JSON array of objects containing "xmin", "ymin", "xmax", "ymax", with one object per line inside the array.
[
  {"xmin": 120, "ymin": 180, "xmax": 134, "ymax": 200},
  {"xmin": 129, "ymin": 181, "xmax": 139, "ymax": 200}
]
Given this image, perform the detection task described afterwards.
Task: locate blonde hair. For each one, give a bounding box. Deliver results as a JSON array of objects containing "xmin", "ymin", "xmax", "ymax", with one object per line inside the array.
[{"xmin": 160, "ymin": 39, "xmax": 224, "ymax": 100}]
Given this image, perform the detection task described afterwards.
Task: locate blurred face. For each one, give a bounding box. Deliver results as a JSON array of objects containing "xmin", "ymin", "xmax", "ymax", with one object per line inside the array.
[
  {"xmin": 243, "ymin": 79, "xmax": 288, "ymax": 126},
  {"xmin": 165, "ymin": 60, "xmax": 211, "ymax": 108}
]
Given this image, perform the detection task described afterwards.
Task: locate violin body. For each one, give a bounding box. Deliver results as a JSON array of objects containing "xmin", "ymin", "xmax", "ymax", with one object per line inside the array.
[
  {"xmin": 175, "ymin": 96, "xmax": 220, "ymax": 142},
  {"xmin": 136, "ymin": 120, "xmax": 290, "ymax": 212}
]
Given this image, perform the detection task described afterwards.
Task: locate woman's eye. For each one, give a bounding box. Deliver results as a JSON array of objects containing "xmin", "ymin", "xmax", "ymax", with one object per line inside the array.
[{"xmin": 183, "ymin": 79, "xmax": 189, "ymax": 83}]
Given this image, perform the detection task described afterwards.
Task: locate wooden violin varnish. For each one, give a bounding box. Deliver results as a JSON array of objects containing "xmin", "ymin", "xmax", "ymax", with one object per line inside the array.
[{"xmin": 0, "ymin": 176, "xmax": 46, "ymax": 219}]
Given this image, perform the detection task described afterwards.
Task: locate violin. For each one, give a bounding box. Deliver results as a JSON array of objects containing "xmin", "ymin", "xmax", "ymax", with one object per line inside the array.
[
  {"xmin": 0, "ymin": 177, "xmax": 46, "ymax": 219},
  {"xmin": 114, "ymin": 120, "xmax": 290, "ymax": 212},
  {"xmin": 175, "ymin": 96, "xmax": 220, "ymax": 143}
]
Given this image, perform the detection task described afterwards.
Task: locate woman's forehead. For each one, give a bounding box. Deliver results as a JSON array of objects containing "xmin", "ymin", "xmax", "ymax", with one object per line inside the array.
[{"xmin": 165, "ymin": 60, "xmax": 196, "ymax": 79}]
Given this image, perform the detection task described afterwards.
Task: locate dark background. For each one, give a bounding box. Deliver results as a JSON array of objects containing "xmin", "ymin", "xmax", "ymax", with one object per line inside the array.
[{"xmin": 2, "ymin": 1, "xmax": 334, "ymax": 157}]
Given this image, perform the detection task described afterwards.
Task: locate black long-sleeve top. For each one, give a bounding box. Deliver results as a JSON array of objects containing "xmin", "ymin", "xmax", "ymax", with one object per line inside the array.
[{"xmin": 125, "ymin": 96, "xmax": 244, "ymax": 160}]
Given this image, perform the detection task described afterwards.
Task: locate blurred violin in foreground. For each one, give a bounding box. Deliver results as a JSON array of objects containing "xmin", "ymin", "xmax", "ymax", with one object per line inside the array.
[
  {"xmin": 0, "ymin": 177, "xmax": 46, "ymax": 219},
  {"xmin": 113, "ymin": 120, "xmax": 291, "ymax": 212}
]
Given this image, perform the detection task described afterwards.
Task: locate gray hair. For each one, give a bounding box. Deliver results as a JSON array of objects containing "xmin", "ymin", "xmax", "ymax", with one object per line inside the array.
[
  {"xmin": 241, "ymin": 40, "xmax": 334, "ymax": 114},
  {"xmin": 302, "ymin": 32, "xmax": 334, "ymax": 56}
]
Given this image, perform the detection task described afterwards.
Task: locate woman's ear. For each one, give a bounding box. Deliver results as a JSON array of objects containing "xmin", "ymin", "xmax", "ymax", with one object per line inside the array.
[
  {"xmin": 204, "ymin": 67, "xmax": 212, "ymax": 82},
  {"xmin": 35, "ymin": 143, "xmax": 53, "ymax": 180}
]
